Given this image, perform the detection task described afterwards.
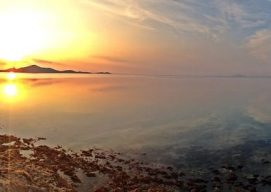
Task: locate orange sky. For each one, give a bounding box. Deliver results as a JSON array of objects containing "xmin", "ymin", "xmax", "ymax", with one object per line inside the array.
[{"xmin": 0, "ymin": 0, "xmax": 271, "ymax": 75}]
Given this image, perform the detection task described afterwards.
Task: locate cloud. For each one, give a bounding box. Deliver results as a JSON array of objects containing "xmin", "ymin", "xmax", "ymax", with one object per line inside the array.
[
  {"xmin": 80, "ymin": 0, "xmax": 271, "ymax": 74},
  {"xmin": 82, "ymin": 0, "xmax": 271, "ymax": 42},
  {"xmin": 214, "ymin": 1, "xmax": 247, "ymax": 22},
  {"xmin": 92, "ymin": 55, "xmax": 128, "ymax": 63},
  {"xmin": 83, "ymin": 0, "xmax": 177, "ymax": 30},
  {"xmin": 32, "ymin": 59, "xmax": 66, "ymax": 66},
  {"xmin": 81, "ymin": 0, "xmax": 271, "ymax": 36},
  {"xmin": 82, "ymin": 0, "xmax": 228, "ymax": 39},
  {"xmin": 246, "ymin": 29, "xmax": 271, "ymax": 63},
  {"xmin": 0, "ymin": 59, "xmax": 6, "ymax": 66}
]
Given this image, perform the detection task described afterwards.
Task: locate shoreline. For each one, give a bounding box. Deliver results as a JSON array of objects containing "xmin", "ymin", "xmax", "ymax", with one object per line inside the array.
[{"xmin": 0, "ymin": 134, "xmax": 271, "ymax": 191}]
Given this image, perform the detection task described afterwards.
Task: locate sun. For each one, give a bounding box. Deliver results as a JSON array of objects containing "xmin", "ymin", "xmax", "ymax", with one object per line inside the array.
[
  {"xmin": 0, "ymin": 1, "xmax": 96, "ymax": 65},
  {"xmin": 0, "ymin": 8, "xmax": 51, "ymax": 61}
]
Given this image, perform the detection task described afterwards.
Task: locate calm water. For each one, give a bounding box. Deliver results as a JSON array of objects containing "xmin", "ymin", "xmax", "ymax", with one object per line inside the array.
[{"xmin": 1, "ymin": 73, "xmax": 271, "ymax": 166}]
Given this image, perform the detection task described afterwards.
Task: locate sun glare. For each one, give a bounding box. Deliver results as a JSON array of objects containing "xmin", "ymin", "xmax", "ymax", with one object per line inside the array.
[
  {"xmin": 7, "ymin": 72, "xmax": 16, "ymax": 81},
  {"xmin": 0, "ymin": 8, "xmax": 52, "ymax": 61},
  {"xmin": 0, "ymin": 1, "xmax": 95, "ymax": 63},
  {"xmin": 1, "ymin": 81, "xmax": 26, "ymax": 102},
  {"xmin": 3, "ymin": 83, "xmax": 17, "ymax": 97}
]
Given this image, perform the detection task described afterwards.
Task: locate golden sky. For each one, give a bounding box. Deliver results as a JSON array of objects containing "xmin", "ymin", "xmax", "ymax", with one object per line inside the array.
[
  {"xmin": 0, "ymin": 0, "xmax": 97, "ymax": 68},
  {"xmin": 0, "ymin": 0, "xmax": 271, "ymax": 75}
]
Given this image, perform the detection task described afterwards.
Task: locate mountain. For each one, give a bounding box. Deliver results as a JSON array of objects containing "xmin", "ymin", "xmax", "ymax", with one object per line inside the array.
[{"xmin": 0, "ymin": 65, "xmax": 111, "ymax": 74}]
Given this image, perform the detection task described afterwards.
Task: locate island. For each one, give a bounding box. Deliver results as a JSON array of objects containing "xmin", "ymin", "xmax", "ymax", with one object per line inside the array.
[{"xmin": 0, "ymin": 65, "xmax": 111, "ymax": 74}]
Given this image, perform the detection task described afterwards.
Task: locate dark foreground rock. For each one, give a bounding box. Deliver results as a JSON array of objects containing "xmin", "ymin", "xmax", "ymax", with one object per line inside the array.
[
  {"xmin": 0, "ymin": 134, "xmax": 182, "ymax": 191},
  {"xmin": 0, "ymin": 134, "xmax": 271, "ymax": 192}
]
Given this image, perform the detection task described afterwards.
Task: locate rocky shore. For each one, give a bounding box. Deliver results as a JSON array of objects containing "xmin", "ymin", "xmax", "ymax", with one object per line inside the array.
[{"xmin": 0, "ymin": 134, "xmax": 271, "ymax": 192}]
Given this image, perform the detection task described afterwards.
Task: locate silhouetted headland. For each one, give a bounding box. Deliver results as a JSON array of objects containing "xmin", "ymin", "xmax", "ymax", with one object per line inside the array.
[{"xmin": 0, "ymin": 65, "xmax": 111, "ymax": 74}]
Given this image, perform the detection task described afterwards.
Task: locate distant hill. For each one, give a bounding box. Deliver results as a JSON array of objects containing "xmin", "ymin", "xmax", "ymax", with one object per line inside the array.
[{"xmin": 0, "ymin": 65, "xmax": 111, "ymax": 74}]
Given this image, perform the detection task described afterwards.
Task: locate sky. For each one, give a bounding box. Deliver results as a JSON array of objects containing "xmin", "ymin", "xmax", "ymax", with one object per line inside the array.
[{"xmin": 0, "ymin": 0, "xmax": 271, "ymax": 75}]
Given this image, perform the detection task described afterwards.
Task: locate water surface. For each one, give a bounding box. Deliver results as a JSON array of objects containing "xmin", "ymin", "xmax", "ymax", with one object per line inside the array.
[{"xmin": 1, "ymin": 73, "xmax": 271, "ymax": 167}]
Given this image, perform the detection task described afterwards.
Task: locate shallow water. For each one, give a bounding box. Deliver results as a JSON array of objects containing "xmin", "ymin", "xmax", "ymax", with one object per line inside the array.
[{"xmin": 1, "ymin": 73, "xmax": 271, "ymax": 166}]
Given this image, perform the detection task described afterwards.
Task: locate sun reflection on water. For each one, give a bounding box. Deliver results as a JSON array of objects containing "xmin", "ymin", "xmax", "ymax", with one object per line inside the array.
[
  {"xmin": 0, "ymin": 73, "xmax": 26, "ymax": 102},
  {"xmin": 6, "ymin": 72, "xmax": 17, "ymax": 81},
  {"xmin": 3, "ymin": 83, "xmax": 17, "ymax": 97}
]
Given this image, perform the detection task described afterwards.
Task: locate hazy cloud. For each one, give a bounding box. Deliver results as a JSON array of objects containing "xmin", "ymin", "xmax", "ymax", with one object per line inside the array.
[
  {"xmin": 32, "ymin": 59, "xmax": 66, "ymax": 66},
  {"xmin": 92, "ymin": 55, "xmax": 128, "ymax": 63},
  {"xmin": 0, "ymin": 59, "xmax": 6, "ymax": 66},
  {"xmin": 82, "ymin": 0, "xmax": 228, "ymax": 39},
  {"xmin": 246, "ymin": 29, "xmax": 271, "ymax": 63},
  {"xmin": 80, "ymin": 0, "xmax": 271, "ymax": 74}
]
